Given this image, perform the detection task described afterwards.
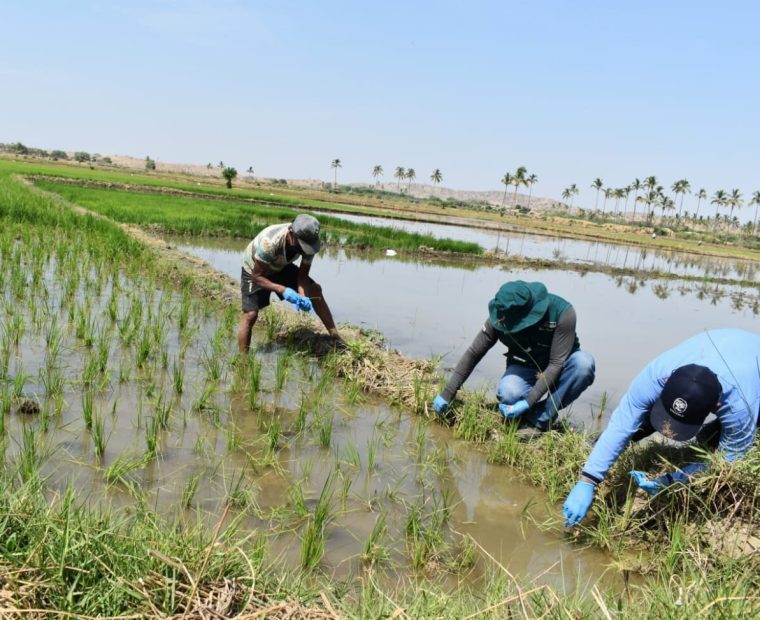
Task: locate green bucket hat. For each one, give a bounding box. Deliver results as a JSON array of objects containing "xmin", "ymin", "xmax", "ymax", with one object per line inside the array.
[{"xmin": 488, "ymin": 281, "xmax": 549, "ymax": 334}]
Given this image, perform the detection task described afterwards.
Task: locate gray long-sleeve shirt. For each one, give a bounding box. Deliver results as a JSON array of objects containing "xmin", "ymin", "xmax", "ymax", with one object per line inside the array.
[{"xmin": 441, "ymin": 307, "xmax": 578, "ymax": 406}]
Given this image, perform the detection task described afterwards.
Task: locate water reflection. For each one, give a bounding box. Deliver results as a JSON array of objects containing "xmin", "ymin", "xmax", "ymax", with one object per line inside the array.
[
  {"xmin": 169, "ymin": 235, "xmax": 759, "ymax": 430},
  {"xmin": 332, "ymin": 212, "xmax": 759, "ymax": 280}
]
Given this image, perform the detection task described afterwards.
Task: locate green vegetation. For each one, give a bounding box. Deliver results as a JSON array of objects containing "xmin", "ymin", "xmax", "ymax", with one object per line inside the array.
[
  {"xmin": 31, "ymin": 177, "xmax": 483, "ymax": 254},
  {"xmin": 0, "ymin": 155, "xmax": 757, "ymax": 616}
]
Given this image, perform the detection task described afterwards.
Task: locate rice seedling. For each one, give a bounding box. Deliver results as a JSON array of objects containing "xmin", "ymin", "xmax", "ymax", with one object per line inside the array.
[
  {"xmin": 154, "ymin": 393, "xmax": 171, "ymax": 430},
  {"xmin": 181, "ymin": 472, "xmax": 203, "ymax": 509},
  {"xmin": 299, "ymin": 517, "xmax": 326, "ymax": 572},
  {"xmin": 273, "ymin": 349, "xmax": 294, "ymax": 392},
  {"xmin": 226, "ymin": 469, "xmax": 257, "ymax": 512},
  {"xmin": 172, "ymin": 357, "xmax": 184, "ymax": 394},
  {"xmin": 266, "ymin": 416, "xmax": 281, "ymax": 454},
  {"xmin": 81, "ymin": 388, "xmax": 94, "ymax": 429},
  {"xmin": 12, "ymin": 365, "xmax": 31, "ymax": 399},
  {"xmin": 366, "ymin": 434, "xmax": 380, "ymax": 472},
  {"xmin": 288, "ymin": 482, "xmax": 309, "ymax": 520},
  {"xmin": 135, "ymin": 331, "xmax": 153, "ymax": 368},
  {"xmin": 192, "ymin": 383, "xmax": 217, "ymax": 412},
  {"xmin": 248, "ymin": 356, "xmax": 261, "ymax": 411},
  {"xmin": 342, "ymin": 440, "xmax": 361, "ymax": 468},
  {"xmin": 361, "ymin": 513, "xmax": 390, "ymax": 565},
  {"xmin": 91, "ymin": 409, "xmax": 107, "ymax": 458},
  {"xmin": 81, "ymin": 354, "xmax": 100, "ymax": 388},
  {"xmin": 103, "ymin": 451, "xmax": 147, "ymax": 485},
  {"xmin": 295, "ymin": 392, "xmax": 308, "ymax": 433},
  {"xmin": 317, "ymin": 414, "xmax": 333, "ymax": 449},
  {"xmin": 145, "ymin": 415, "xmax": 161, "ymax": 458}
]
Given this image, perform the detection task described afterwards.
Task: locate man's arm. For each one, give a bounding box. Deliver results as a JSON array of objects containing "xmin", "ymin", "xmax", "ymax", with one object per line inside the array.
[
  {"xmin": 296, "ymin": 256, "xmax": 314, "ymax": 297},
  {"xmin": 440, "ymin": 321, "xmax": 498, "ymax": 402},
  {"xmin": 525, "ymin": 306, "xmax": 577, "ymax": 407},
  {"xmin": 582, "ymin": 367, "xmax": 662, "ymax": 483},
  {"xmin": 251, "ymin": 259, "xmax": 287, "ymax": 294}
]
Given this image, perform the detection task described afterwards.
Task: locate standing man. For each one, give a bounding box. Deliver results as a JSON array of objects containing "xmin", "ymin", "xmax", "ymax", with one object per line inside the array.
[
  {"xmin": 563, "ymin": 328, "xmax": 760, "ymax": 527},
  {"xmin": 238, "ymin": 214, "xmax": 343, "ymax": 353},
  {"xmin": 432, "ymin": 281, "xmax": 595, "ymax": 434}
]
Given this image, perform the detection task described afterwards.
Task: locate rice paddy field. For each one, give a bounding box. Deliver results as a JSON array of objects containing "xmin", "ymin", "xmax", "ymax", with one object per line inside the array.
[{"xmin": 0, "ymin": 159, "xmax": 758, "ymax": 618}]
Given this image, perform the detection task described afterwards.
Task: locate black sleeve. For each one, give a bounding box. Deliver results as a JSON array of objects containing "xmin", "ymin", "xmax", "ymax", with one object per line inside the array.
[
  {"xmin": 441, "ymin": 320, "xmax": 498, "ymax": 402},
  {"xmin": 525, "ymin": 306, "xmax": 577, "ymax": 406}
]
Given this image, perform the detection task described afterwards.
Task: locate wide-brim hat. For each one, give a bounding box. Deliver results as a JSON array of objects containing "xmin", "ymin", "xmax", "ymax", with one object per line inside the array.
[
  {"xmin": 650, "ymin": 364, "xmax": 722, "ymax": 441},
  {"xmin": 488, "ymin": 281, "xmax": 549, "ymax": 334}
]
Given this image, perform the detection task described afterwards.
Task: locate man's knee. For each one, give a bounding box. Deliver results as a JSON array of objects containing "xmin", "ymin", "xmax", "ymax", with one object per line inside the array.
[
  {"xmin": 570, "ymin": 351, "xmax": 596, "ymax": 382},
  {"xmin": 497, "ymin": 375, "xmax": 530, "ymax": 404},
  {"xmin": 304, "ymin": 280, "xmax": 322, "ymax": 297},
  {"xmin": 240, "ymin": 310, "xmax": 258, "ymax": 327}
]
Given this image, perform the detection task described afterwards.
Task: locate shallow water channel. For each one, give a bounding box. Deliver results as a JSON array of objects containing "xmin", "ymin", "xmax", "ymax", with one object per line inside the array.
[{"xmin": 333, "ymin": 211, "xmax": 759, "ymax": 280}]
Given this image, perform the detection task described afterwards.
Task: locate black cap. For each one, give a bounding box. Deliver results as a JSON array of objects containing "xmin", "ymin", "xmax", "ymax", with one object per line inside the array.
[{"xmin": 650, "ymin": 364, "xmax": 721, "ymax": 440}]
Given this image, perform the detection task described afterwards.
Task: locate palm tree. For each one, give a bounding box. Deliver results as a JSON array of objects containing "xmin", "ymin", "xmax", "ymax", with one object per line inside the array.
[
  {"xmin": 500, "ymin": 172, "xmax": 513, "ymax": 208},
  {"xmin": 643, "ymin": 176, "xmax": 658, "ymax": 222},
  {"xmin": 406, "ymin": 168, "xmax": 416, "ymax": 193},
  {"xmin": 671, "ymin": 179, "xmax": 691, "ymax": 218},
  {"xmin": 630, "ymin": 179, "xmax": 642, "ymax": 222},
  {"xmin": 750, "ymin": 190, "xmax": 760, "ymax": 235},
  {"xmin": 602, "ymin": 187, "xmax": 614, "ymax": 214},
  {"xmin": 561, "ymin": 187, "xmax": 572, "ymax": 205},
  {"xmin": 694, "ymin": 188, "xmax": 707, "ymax": 221},
  {"xmin": 246, "ymin": 166, "xmax": 254, "ymax": 176},
  {"xmin": 372, "ymin": 165, "xmax": 383, "ymax": 185},
  {"xmin": 711, "ymin": 190, "xmax": 727, "ymax": 231},
  {"xmin": 525, "ymin": 173, "xmax": 538, "ymax": 209},
  {"xmin": 430, "ymin": 168, "xmax": 442, "ymax": 193},
  {"xmin": 394, "ymin": 166, "xmax": 406, "ymax": 192},
  {"xmin": 614, "ymin": 188, "xmax": 625, "ymax": 214},
  {"xmin": 330, "ymin": 159, "xmax": 342, "ymax": 190},
  {"xmin": 622, "ymin": 185, "xmax": 632, "ymax": 215},
  {"xmin": 728, "ymin": 188, "xmax": 743, "ymax": 223},
  {"xmin": 513, "ymin": 166, "xmax": 528, "ymax": 206},
  {"xmin": 591, "ymin": 178, "xmax": 603, "ymax": 210}
]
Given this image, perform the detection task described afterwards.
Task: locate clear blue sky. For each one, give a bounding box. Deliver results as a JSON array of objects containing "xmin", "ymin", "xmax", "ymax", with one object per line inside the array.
[{"xmin": 1, "ymin": 1, "xmax": 758, "ymax": 212}]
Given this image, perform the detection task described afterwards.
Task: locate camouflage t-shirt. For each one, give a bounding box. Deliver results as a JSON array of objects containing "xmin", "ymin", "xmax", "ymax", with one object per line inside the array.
[{"xmin": 241, "ymin": 223, "xmax": 315, "ymax": 274}]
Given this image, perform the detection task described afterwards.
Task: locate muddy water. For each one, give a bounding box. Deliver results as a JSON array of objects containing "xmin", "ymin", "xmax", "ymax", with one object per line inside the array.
[
  {"xmin": 2, "ymin": 252, "xmax": 626, "ymax": 596},
  {"xmin": 332, "ymin": 211, "xmax": 759, "ymax": 280},
  {"xmin": 168, "ymin": 236, "xmax": 760, "ymax": 430}
]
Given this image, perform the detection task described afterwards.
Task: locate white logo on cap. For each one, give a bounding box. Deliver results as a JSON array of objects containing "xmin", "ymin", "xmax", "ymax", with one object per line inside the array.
[{"xmin": 670, "ymin": 397, "xmax": 688, "ymax": 417}]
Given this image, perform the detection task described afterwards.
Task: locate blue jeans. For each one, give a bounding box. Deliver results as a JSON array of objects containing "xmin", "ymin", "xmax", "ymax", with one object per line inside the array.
[{"xmin": 496, "ymin": 350, "xmax": 596, "ymax": 430}]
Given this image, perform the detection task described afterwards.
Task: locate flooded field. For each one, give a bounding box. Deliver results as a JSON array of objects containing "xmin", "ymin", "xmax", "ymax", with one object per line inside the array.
[
  {"xmin": 333, "ymin": 211, "xmax": 759, "ymax": 280},
  {"xmin": 169, "ymin": 235, "xmax": 760, "ymax": 431},
  {"xmin": 1, "ymin": 230, "xmax": 626, "ymax": 597}
]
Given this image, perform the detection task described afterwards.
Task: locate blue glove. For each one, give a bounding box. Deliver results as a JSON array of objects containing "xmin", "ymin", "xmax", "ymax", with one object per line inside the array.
[
  {"xmin": 499, "ymin": 399, "xmax": 530, "ymax": 419},
  {"xmin": 629, "ymin": 470, "xmax": 664, "ymax": 496},
  {"xmin": 432, "ymin": 395, "xmax": 449, "ymax": 415},
  {"xmin": 563, "ymin": 481, "xmax": 595, "ymax": 527},
  {"xmin": 282, "ymin": 288, "xmax": 312, "ymax": 312},
  {"xmin": 655, "ymin": 463, "xmax": 704, "ymax": 487}
]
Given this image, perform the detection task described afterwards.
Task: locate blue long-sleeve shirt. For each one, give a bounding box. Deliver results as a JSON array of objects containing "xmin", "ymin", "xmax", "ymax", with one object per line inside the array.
[{"xmin": 583, "ymin": 329, "xmax": 760, "ymax": 483}]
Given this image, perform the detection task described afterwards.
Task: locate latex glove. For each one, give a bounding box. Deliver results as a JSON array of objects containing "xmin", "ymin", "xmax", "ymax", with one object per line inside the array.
[
  {"xmin": 432, "ymin": 395, "xmax": 449, "ymax": 415},
  {"xmin": 282, "ymin": 288, "xmax": 311, "ymax": 311},
  {"xmin": 655, "ymin": 463, "xmax": 703, "ymax": 487},
  {"xmin": 563, "ymin": 481, "xmax": 595, "ymax": 527},
  {"xmin": 499, "ymin": 399, "xmax": 530, "ymax": 419},
  {"xmin": 629, "ymin": 470, "xmax": 664, "ymax": 496}
]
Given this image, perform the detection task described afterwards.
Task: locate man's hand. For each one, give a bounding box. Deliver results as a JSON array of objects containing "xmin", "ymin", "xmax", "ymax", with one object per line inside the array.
[
  {"xmin": 629, "ymin": 470, "xmax": 664, "ymax": 496},
  {"xmin": 283, "ymin": 287, "xmax": 311, "ymax": 311},
  {"xmin": 499, "ymin": 399, "xmax": 530, "ymax": 419},
  {"xmin": 432, "ymin": 395, "xmax": 449, "ymax": 415},
  {"xmin": 563, "ymin": 481, "xmax": 595, "ymax": 527}
]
